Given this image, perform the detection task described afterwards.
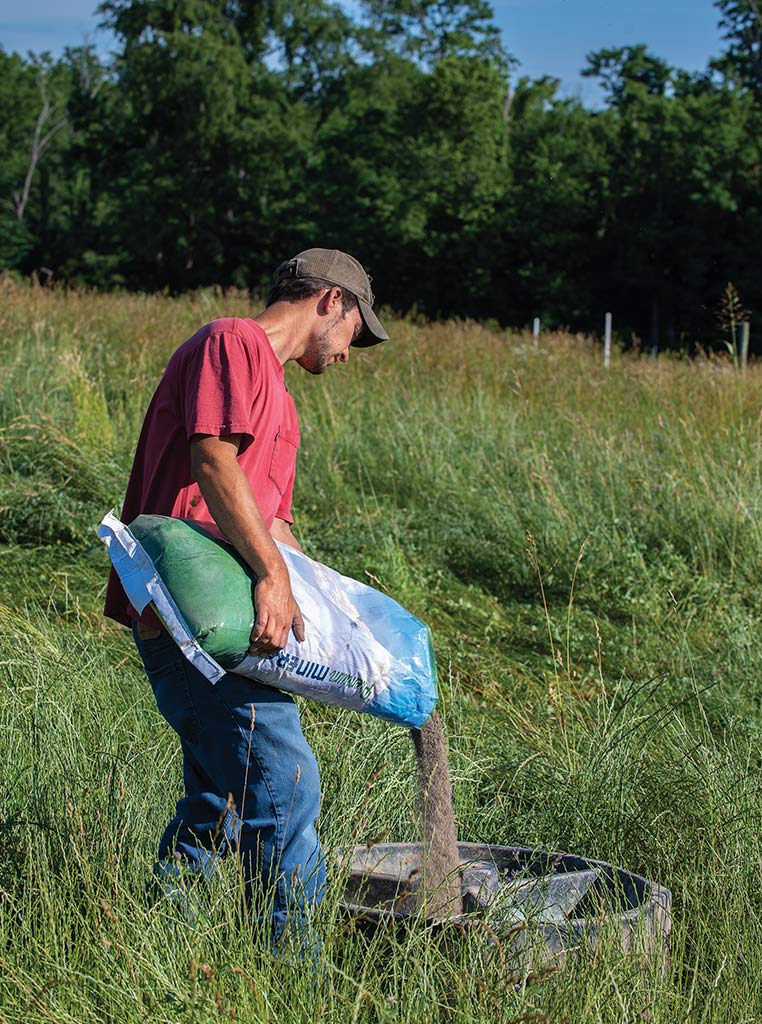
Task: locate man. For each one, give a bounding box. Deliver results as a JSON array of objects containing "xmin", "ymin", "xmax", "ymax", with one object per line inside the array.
[{"xmin": 104, "ymin": 248, "xmax": 388, "ymax": 949}]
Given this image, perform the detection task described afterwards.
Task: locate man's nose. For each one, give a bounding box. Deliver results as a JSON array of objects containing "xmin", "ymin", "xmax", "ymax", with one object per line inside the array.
[{"xmin": 338, "ymin": 348, "xmax": 349, "ymax": 363}]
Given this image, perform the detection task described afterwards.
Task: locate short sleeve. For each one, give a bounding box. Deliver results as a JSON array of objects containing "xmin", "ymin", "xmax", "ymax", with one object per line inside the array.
[{"xmin": 183, "ymin": 330, "xmax": 259, "ymax": 444}]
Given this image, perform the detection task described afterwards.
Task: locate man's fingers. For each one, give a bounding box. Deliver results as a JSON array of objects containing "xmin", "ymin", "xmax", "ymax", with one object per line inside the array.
[
  {"xmin": 250, "ymin": 609, "xmax": 276, "ymax": 655},
  {"xmin": 248, "ymin": 636, "xmax": 279, "ymax": 656},
  {"xmin": 252, "ymin": 610, "xmax": 270, "ymax": 642},
  {"xmin": 250, "ymin": 580, "xmax": 303, "ymax": 654},
  {"xmin": 249, "ymin": 611, "xmax": 289, "ymax": 655},
  {"xmin": 292, "ymin": 605, "xmax": 306, "ymax": 643}
]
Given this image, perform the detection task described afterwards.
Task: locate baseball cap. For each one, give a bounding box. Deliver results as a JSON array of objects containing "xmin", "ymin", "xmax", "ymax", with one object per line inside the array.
[{"xmin": 272, "ymin": 248, "xmax": 389, "ymax": 347}]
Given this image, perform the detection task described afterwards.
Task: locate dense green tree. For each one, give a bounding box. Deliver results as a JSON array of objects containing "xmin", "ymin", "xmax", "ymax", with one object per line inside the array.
[
  {"xmin": 585, "ymin": 45, "xmax": 672, "ymax": 105},
  {"xmin": 94, "ymin": 0, "xmax": 370, "ymax": 289},
  {"xmin": 94, "ymin": 0, "xmax": 257, "ymax": 288},
  {"xmin": 0, "ymin": 50, "xmax": 70, "ymax": 270},
  {"xmin": 0, "ymin": 0, "xmax": 760, "ymax": 353},
  {"xmin": 714, "ymin": 0, "xmax": 762, "ymax": 91},
  {"xmin": 307, "ymin": 50, "xmax": 509, "ymax": 316},
  {"xmin": 491, "ymin": 76, "xmax": 609, "ymax": 328},
  {"xmin": 580, "ymin": 46, "xmax": 760, "ymax": 348},
  {"xmin": 408, "ymin": 55, "xmax": 508, "ymax": 315},
  {"xmin": 95, "ymin": 0, "xmax": 274, "ymax": 287},
  {"xmin": 361, "ymin": 0, "xmax": 507, "ymax": 65}
]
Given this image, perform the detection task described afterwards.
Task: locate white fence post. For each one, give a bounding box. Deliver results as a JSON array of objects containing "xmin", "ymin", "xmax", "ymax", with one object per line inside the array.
[
  {"xmin": 532, "ymin": 317, "xmax": 540, "ymax": 347},
  {"xmin": 604, "ymin": 312, "xmax": 612, "ymax": 368},
  {"xmin": 739, "ymin": 321, "xmax": 750, "ymax": 371}
]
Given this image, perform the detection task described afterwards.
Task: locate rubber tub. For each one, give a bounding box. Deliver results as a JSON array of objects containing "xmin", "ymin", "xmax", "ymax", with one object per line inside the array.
[{"xmin": 337, "ymin": 842, "xmax": 671, "ymax": 972}]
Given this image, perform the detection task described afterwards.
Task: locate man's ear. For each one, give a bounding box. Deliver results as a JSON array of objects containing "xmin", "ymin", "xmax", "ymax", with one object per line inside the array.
[{"xmin": 317, "ymin": 286, "xmax": 342, "ymax": 316}]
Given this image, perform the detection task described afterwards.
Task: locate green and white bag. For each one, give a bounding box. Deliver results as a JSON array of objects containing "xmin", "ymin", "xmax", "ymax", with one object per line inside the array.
[{"xmin": 99, "ymin": 512, "xmax": 437, "ymax": 728}]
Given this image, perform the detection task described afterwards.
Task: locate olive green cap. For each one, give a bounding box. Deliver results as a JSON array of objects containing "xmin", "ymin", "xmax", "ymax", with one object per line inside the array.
[{"xmin": 272, "ymin": 247, "xmax": 388, "ymax": 347}]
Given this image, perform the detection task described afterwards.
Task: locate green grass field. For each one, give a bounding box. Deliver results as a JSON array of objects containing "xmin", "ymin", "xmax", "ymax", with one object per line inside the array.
[{"xmin": 0, "ymin": 279, "xmax": 760, "ymax": 1023}]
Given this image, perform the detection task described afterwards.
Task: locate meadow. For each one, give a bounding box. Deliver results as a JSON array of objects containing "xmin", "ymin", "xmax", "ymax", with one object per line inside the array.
[{"xmin": 0, "ymin": 277, "xmax": 760, "ymax": 1023}]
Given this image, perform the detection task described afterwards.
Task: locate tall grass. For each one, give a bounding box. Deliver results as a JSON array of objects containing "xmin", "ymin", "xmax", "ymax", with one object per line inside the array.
[{"xmin": 0, "ymin": 278, "xmax": 760, "ymax": 1022}]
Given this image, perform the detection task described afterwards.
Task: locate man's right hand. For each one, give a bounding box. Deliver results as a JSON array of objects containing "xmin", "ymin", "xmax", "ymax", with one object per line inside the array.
[{"xmin": 249, "ymin": 569, "xmax": 306, "ymax": 656}]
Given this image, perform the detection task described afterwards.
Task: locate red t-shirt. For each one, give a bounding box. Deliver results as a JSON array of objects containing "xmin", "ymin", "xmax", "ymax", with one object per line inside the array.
[{"xmin": 104, "ymin": 317, "xmax": 300, "ymax": 627}]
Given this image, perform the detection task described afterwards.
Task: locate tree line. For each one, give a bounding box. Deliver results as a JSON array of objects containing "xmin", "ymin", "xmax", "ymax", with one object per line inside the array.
[{"xmin": 1, "ymin": 0, "xmax": 761, "ymax": 352}]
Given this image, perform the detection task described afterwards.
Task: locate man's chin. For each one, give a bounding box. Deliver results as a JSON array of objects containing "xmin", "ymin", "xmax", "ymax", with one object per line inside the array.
[{"xmin": 298, "ymin": 356, "xmax": 330, "ymax": 375}]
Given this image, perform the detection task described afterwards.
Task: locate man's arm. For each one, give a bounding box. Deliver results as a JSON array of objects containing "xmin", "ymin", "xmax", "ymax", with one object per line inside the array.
[
  {"xmin": 270, "ymin": 517, "xmax": 303, "ymax": 553},
  {"xmin": 190, "ymin": 434, "xmax": 305, "ymax": 655}
]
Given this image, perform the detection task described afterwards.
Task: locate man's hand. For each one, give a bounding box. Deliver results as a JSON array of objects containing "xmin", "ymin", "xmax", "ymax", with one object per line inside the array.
[
  {"xmin": 250, "ymin": 568, "xmax": 306, "ymax": 656},
  {"xmin": 270, "ymin": 516, "xmax": 303, "ymax": 553},
  {"xmin": 189, "ymin": 434, "xmax": 306, "ymax": 655}
]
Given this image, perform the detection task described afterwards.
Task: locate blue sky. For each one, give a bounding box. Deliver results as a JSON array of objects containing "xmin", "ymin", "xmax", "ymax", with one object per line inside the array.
[{"xmin": 0, "ymin": 0, "xmax": 724, "ymax": 105}]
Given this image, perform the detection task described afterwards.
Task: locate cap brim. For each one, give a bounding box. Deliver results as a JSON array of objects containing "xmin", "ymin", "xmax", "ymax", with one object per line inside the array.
[{"xmin": 352, "ymin": 297, "xmax": 389, "ymax": 347}]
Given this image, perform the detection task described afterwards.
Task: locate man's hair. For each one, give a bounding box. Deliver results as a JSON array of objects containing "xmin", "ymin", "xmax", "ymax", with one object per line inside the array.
[{"xmin": 265, "ymin": 275, "xmax": 359, "ymax": 317}]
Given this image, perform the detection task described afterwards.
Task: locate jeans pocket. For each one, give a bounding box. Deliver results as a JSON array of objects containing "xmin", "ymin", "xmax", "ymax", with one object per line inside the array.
[{"xmin": 137, "ymin": 634, "xmax": 202, "ymax": 746}]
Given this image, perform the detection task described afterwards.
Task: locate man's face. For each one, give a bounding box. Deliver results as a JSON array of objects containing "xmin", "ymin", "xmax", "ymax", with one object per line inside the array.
[{"xmin": 299, "ymin": 302, "xmax": 363, "ymax": 376}]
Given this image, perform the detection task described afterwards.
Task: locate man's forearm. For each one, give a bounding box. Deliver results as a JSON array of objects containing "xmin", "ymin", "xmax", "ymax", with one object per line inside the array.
[
  {"xmin": 192, "ymin": 441, "xmax": 287, "ymax": 582},
  {"xmin": 189, "ymin": 433, "xmax": 305, "ymax": 653}
]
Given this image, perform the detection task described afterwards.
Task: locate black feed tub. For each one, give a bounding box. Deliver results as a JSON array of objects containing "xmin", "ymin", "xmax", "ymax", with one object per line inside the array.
[{"xmin": 338, "ymin": 842, "xmax": 671, "ymax": 972}]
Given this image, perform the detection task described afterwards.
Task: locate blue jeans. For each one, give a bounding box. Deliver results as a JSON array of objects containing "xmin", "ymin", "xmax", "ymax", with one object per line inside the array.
[{"xmin": 132, "ymin": 625, "xmax": 326, "ymax": 948}]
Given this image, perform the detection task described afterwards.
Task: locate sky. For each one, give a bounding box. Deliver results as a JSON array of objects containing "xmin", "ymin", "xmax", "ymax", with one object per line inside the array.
[{"xmin": 0, "ymin": 0, "xmax": 725, "ymax": 106}]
